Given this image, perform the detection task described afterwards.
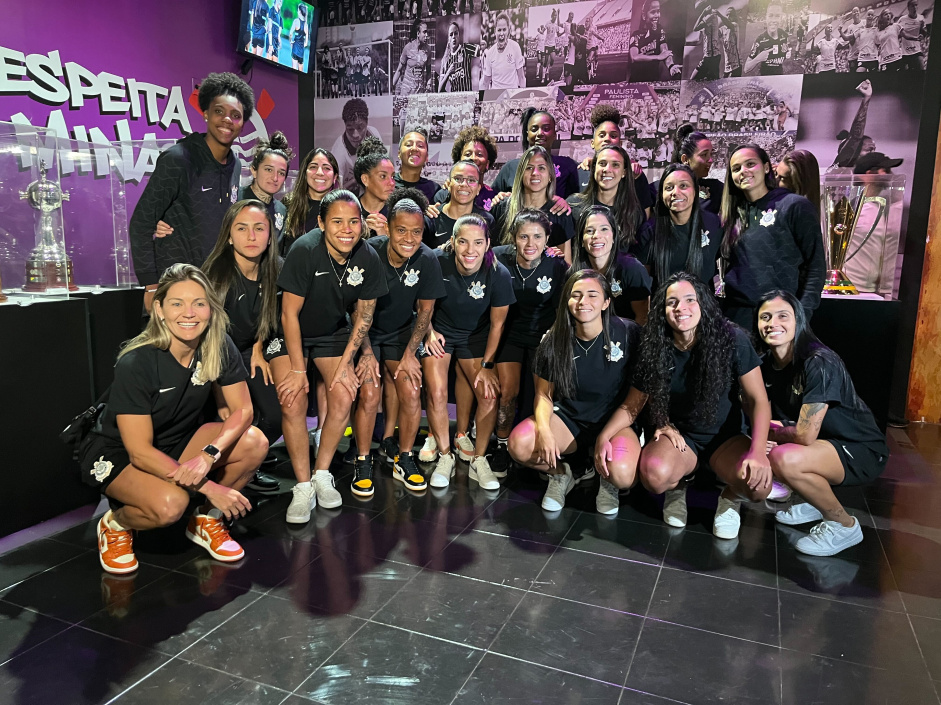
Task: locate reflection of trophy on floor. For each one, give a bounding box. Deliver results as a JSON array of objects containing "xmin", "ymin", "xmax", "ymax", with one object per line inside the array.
[
  {"xmin": 19, "ymin": 160, "xmax": 77, "ymax": 292},
  {"xmin": 822, "ymin": 183, "xmax": 885, "ymax": 295}
]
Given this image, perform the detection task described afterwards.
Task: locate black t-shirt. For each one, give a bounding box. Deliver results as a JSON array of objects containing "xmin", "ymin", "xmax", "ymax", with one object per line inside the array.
[
  {"xmin": 278, "ymin": 230, "xmax": 389, "ymax": 339},
  {"xmin": 394, "ymin": 173, "xmax": 441, "ymax": 205},
  {"xmin": 424, "ymin": 207, "xmax": 494, "ymax": 249},
  {"xmin": 223, "ymin": 270, "xmax": 264, "ymax": 352},
  {"xmin": 571, "ymin": 254, "xmax": 652, "ymax": 320},
  {"xmin": 636, "ymin": 210, "xmax": 723, "ymax": 292},
  {"xmin": 491, "ymin": 199, "xmax": 575, "ymax": 248},
  {"xmin": 761, "ymin": 353, "xmax": 888, "ymax": 456},
  {"xmin": 535, "ymin": 316, "xmax": 641, "ymax": 425},
  {"xmin": 432, "ymin": 249, "xmax": 516, "ymax": 337},
  {"xmin": 749, "ymin": 31, "xmax": 788, "ymax": 74},
  {"xmin": 648, "ymin": 177, "xmax": 724, "ymax": 216},
  {"xmin": 493, "ymin": 245, "xmax": 569, "ymax": 348},
  {"xmin": 366, "ymin": 236, "xmax": 446, "ymax": 336},
  {"xmin": 576, "ymin": 170, "xmax": 654, "ymax": 212},
  {"xmin": 434, "ymin": 184, "xmax": 498, "ymax": 212},
  {"xmin": 99, "ymin": 337, "xmax": 247, "ymax": 452},
  {"xmin": 492, "ymin": 155, "xmax": 581, "ymax": 199},
  {"xmin": 635, "ymin": 326, "xmax": 760, "ymax": 445},
  {"xmin": 304, "ymin": 195, "xmax": 323, "ymax": 234}
]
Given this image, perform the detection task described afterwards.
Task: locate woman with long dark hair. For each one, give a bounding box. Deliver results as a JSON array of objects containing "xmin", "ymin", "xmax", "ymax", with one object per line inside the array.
[
  {"xmin": 271, "ymin": 189, "xmax": 388, "ymax": 522},
  {"xmin": 422, "ymin": 214, "xmax": 515, "ymax": 491},
  {"xmin": 203, "ymin": 200, "xmax": 283, "ymax": 494},
  {"xmin": 569, "ymin": 145, "xmax": 645, "ymax": 253},
  {"xmin": 629, "ymin": 0, "xmax": 682, "ymax": 82},
  {"xmin": 757, "ymin": 291, "xmax": 887, "ymax": 556},
  {"xmin": 651, "ymin": 124, "xmax": 724, "ymax": 215},
  {"xmin": 491, "ymin": 146, "xmax": 575, "ymax": 263},
  {"xmin": 597, "ymin": 272, "xmax": 772, "ymax": 539},
  {"xmin": 238, "ymin": 132, "xmax": 293, "ymax": 245},
  {"xmin": 719, "ymin": 143, "xmax": 825, "ymax": 329},
  {"xmin": 570, "ymin": 205, "xmax": 651, "ymax": 323},
  {"xmin": 282, "ymin": 148, "xmax": 339, "ymax": 255},
  {"xmin": 637, "ymin": 163, "xmax": 722, "ymax": 293},
  {"xmin": 775, "ymin": 149, "xmax": 821, "ymax": 215},
  {"xmin": 354, "ymin": 136, "xmax": 397, "ymax": 237},
  {"xmin": 489, "ymin": 209, "xmax": 569, "ymax": 476},
  {"xmin": 77, "ymin": 264, "xmax": 268, "ymax": 574},
  {"xmin": 508, "ymin": 270, "xmax": 642, "ymax": 514}
]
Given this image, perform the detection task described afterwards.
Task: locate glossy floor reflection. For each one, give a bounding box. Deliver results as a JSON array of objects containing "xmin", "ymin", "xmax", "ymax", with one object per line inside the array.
[{"xmin": 2, "ymin": 427, "xmax": 941, "ymax": 704}]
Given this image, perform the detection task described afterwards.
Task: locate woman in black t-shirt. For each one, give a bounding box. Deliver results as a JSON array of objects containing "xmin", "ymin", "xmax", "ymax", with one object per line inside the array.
[
  {"xmin": 237, "ymin": 132, "xmax": 292, "ymax": 246},
  {"xmin": 393, "ymin": 128, "xmax": 440, "ymax": 205},
  {"xmin": 273, "ymin": 189, "xmax": 389, "ymax": 523},
  {"xmin": 354, "ymin": 136, "xmax": 396, "ymax": 237},
  {"xmin": 649, "ymin": 124, "xmax": 724, "ymax": 216},
  {"xmin": 282, "ymin": 148, "xmax": 339, "ymax": 256},
  {"xmin": 757, "ymin": 291, "xmax": 888, "ymax": 557},
  {"xmin": 570, "ymin": 205, "xmax": 652, "ymax": 323},
  {"xmin": 491, "ymin": 209, "xmax": 569, "ymax": 477},
  {"xmin": 597, "ymin": 273, "xmax": 772, "ymax": 540},
  {"xmin": 508, "ymin": 270, "xmax": 641, "ymax": 515},
  {"xmin": 77, "ymin": 264, "xmax": 268, "ymax": 575},
  {"xmin": 423, "ymin": 214, "xmax": 515, "ymax": 492},
  {"xmin": 637, "ymin": 164, "xmax": 723, "ymax": 293}
]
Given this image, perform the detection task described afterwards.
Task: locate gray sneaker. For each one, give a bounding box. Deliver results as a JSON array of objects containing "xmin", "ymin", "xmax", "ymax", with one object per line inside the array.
[
  {"xmin": 286, "ymin": 481, "xmax": 316, "ymax": 523},
  {"xmin": 596, "ymin": 478, "xmax": 620, "ymax": 515},
  {"xmin": 541, "ymin": 463, "xmax": 575, "ymax": 512},
  {"xmin": 313, "ymin": 471, "xmax": 342, "ymax": 509},
  {"xmin": 469, "ymin": 455, "xmax": 500, "ymax": 490},
  {"xmin": 430, "ymin": 452, "xmax": 455, "ymax": 488},
  {"xmin": 663, "ymin": 485, "xmax": 688, "ymax": 528}
]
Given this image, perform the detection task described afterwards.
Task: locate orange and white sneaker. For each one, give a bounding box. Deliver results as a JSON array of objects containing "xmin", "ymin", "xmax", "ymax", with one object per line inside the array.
[
  {"xmin": 186, "ymin": 509, "xmax": 245, "ymax": 562},
  {"xmin": 97, "ymin": 511, "xmax": 138, "ymax": 575}
]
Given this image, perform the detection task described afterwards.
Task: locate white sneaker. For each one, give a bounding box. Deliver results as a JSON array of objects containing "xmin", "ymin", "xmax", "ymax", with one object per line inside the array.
[
  {"xmin": 313, "ymin": 470, "xmax": 342, "ymax": 509},
  {"xmin": 796, "ymin": 518, "xmax": 864, "ymax": 557},
  {"xmin": 713, "ymin": 495, "xmax": 742, "ymax": 540},
  {"xmin": 775, "ymin": 500, "xmax": 824, "ymax": 526},
  {"xmin": 454, "ymin": 433, "xmax": 475, "ymax": 462},
  {"xmin": 286, "ymin": 481, "xmax": 316, "ymax": 523},
  {"xmin": 469, "ymin": 455, "xmax": 500, "ymax": 490},
  {"xmin": 541, "ymin": 463, "xmax": 575, "ymax": 512},
  {"xmin": 430, "ymin": 452, "xmax": 455, "ymax": 488},
  {"xmin": 596, "ymin": 478, "xmax": 620, "ymax": 515},
  {"xmin": 767, "ymin": 480, "xmax": 793, "ymax": 502},
  {"xmin": 663, "ymin": 485, "xmax": 688, "ymax": 528},
  {"xmin": 418, "ymin": 435, "xmax": 438, "ymax": 463}
]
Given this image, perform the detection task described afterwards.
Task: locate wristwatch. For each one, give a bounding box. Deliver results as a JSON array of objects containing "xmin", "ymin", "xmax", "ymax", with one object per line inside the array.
[
  {"xmin": 202, "ymin": 444, "xmax": 222, "ymax": 462},
  {"xmin": 480, "ymin": 360, "xmax": 495, "ymax": 370}
]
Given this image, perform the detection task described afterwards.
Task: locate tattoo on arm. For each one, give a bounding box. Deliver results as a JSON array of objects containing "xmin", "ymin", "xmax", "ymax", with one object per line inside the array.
[
  {"xmin": 849, "ymin": 96, "xmax": 870, "ymax": 140},
  {"xmin": 348, "ymin": 300, "xmax": 376, "ymax": 355},
  {"xmin": 407, "ymin": 308, "xmax": 432, "ymax": 354},
  {"xmin": 775, "ymin": 402, "xmax": 827, "ymax": 444}
]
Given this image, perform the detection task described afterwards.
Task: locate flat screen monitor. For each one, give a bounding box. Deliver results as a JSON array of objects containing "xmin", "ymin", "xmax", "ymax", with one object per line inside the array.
[{"xmin": 239, "ymin": 0, "xmax": 318, "ymax": 74}]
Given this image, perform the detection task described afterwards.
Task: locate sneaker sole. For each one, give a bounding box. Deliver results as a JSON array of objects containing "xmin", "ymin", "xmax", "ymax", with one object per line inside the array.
[
  {"xmin": 98, "ymin": 553, "xmax": 139, "ymax": 575},
  {"xmin": 796, "ymin": 531, "xmax": 864, "ymax": 557},
  {"xmin": 285, "ymin": 498, "xmax": 316, "ymax": 524},
  {"xmin": 245, "ymin": 483, "xmax": 281, "ymax": 495},
  {"xmin": 468, "ymin": 470, "xmax": 500, "ymax": 491},
  {"xmin": 664, "ymin": 516, "xmax": 687, "ymax": 528},
  {"xmin": 597, "ymin": 503, "xmax": 619, "ymax": 516},
  {"xmin": 318, "ymin": 494, "xmax": 344, "ymax": 509},
  {"xmin": 775, "ymin": 509, "xmax": 824, "ymax": 526},
  {"xmin": 541, "ymin": 481, "xmax": 574, "ymax": 511},
  {"xmin": 393, "ymin": 471, "xmax": 428, "ymax": 492},
  {"xmin": 185, "ymin": 529, "xmax": 245, "ymax": 562},
  {"xmin": 351, "ymin": 485, "xmax": 375, "ymax": 498}
]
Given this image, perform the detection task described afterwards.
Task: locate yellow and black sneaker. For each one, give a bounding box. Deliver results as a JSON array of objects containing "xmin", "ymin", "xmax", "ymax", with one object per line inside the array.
[
  {"xmin": 393, "ymin": 452, "xmax": 427, "ymax": 492},
  {"xmin": 351, "ymin": 455, "xmax": 375, "ymax": 498}
]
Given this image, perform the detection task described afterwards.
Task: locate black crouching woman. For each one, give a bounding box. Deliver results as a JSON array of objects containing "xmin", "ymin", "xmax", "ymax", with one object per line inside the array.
[
  {"xmin": 79, "ymin": 264, "xmax": 268, "ymax": 574},
  {"xmin": 757, "ymin": 290, "xmax": 888, "ymax": 556}
]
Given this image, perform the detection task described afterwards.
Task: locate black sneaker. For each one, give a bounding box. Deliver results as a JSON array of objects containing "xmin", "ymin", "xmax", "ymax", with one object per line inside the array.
[
  {"xmin": 351, "ymin": 456, "xmax": 375, "ymax": 498},
  {"xmin": 378, "ymin": 436, "xmax": 399, "ymax": 463},
  {"xmin": 246, "ymin": 471, "xmax": 280, "ymax": 494},
  {"xmin": 393, "ymin": 452, "xmax": 427, "ymax": 492},
  {"xmin": 489, "ymin": 442, "xmax": 511, "ymax": 478}
]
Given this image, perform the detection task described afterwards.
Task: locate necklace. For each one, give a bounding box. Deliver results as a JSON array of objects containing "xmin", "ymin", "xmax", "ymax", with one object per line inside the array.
[
  {"xmin": 516, "ymin": 256, "xmax": 541, "ymax": 283},
  {"xmin": 390, "ymin": 252, "xmax": 414, "ymax": 283},
  {"xmin": 329, "ymin": 252, "xmax": 350, "ymax": 285},
  {"xmin": 575, "ymin": 332, "xmax": 601, "ymax": 355}
]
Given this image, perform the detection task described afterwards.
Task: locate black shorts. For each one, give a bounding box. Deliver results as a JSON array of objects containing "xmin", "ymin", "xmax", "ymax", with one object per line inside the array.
[
  {"xmin": 680, "ymin": 428, "xmax": 744, "ymax": 467},
  {"xmin": 831, "ymin": 440, "xmax": 887, "ymax": 487},
  {"xmin": 369, "ymin": 328, "xmax": 410, "ymax": 363},
  {"xmin": 859, "ymin": 59, "xmax": 878, "ymax": 72},
  {"xmin": 554, "ymin": 408, "xmax": 605, "ymax": 455},
  {"xmin": 264, "ymin": 329, "xmax": 351, "ymax": 361},
  {"xmin": 495, "ymin": 339, "xmax": 537, "ymax": 365},
  {"xmin": 77, "ymin": 430, "xmax": 198, "ymax": 493},
  {"xmin": 429, "ymin": 328, "xmax": 488, "ymax": 360}
]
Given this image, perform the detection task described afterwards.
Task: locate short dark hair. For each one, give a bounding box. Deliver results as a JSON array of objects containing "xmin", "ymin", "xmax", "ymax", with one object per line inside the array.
[
  {"xmin": 198, "ymin": 73, "xmax": 255, "ymax": 122},
  {"xmin": 342, "ymin": 98, "xmax": 369, "ymax": 124}
]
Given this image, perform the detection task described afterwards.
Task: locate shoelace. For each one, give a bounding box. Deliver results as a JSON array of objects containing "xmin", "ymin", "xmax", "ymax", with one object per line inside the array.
[
  {"xmin": 809, "ymin": 522, "xmax": 834, "ymax": 538},
  {"xmin": 106, "ymin": 528, "xmax": 133, "ymax": 552},
  {"xmin": 201, "ymin": 516, "xmax": 231, "ymax": 542}
]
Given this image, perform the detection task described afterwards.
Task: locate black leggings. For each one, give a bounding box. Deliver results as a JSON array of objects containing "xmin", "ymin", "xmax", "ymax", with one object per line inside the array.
[{"xmin": 240, "ymin": 349, "xmax": 283, "ymax": 445}]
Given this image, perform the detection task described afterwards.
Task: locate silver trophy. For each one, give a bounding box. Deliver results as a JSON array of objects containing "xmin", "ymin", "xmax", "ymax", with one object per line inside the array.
[
  {"xmin": 19, "ymin": 159, "xmax": 77, "ymax": 292},
  {"xmin": 821, "ymin": 183, "xmax": 885, "ymax": 295}
]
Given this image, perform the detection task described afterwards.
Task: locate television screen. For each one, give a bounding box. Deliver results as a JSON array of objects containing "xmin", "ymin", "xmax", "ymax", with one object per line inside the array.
[{"xmin": 239, "ymin": 0, "xmax": 318, "ymax": 74}]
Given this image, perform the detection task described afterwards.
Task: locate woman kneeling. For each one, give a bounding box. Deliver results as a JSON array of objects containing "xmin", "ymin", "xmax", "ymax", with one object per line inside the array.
[{"xmin": 79, "ymin": 264, "xmax": 268, "ymax": 574}]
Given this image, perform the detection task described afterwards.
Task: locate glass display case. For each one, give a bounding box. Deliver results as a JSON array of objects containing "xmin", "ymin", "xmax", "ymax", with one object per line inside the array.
[{"xmin": 820, "ymin": 172, "xmax": 905, "ymax": 300}]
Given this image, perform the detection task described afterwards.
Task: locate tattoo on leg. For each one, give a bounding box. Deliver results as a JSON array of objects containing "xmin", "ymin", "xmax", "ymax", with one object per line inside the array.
[{"xmin": 497, "ymin": 397, "xmax": 517, "ymax": 435}]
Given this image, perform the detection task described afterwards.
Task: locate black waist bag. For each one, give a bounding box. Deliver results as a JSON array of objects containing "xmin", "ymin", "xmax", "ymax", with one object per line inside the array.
[{"xmin": 60, "ymin": 388, "xmax": 110, "ymax": 461}]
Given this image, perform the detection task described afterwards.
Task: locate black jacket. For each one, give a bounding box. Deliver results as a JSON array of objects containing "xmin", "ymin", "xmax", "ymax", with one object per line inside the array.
[
  {"xmin": 130, "ymin": 133, "xmax": 240, "ymax": 285},
  {"xmin": 238, "ymin": 185, "xmax": 288, "ymax": 244}
]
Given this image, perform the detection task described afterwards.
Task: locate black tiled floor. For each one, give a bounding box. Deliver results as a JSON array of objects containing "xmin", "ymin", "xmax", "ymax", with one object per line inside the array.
[{"xmin": 0, "ymin": 426, "xmax": 939, "ymax": 704}]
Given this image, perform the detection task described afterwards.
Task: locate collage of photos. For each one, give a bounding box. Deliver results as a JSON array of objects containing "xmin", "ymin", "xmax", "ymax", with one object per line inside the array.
[{"xmin": 315, "ymin": 22, "xmax": 394, "ymax": 99}]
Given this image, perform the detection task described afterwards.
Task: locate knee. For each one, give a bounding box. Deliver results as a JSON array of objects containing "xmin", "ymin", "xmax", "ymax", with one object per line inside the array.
[
  {"xmin": 359, "ymin": 383, "xmax": 381, "ymax": 413},
  {"xmin": 150, "ymin": 489, "xmax": 190, "ymax": 527},
  {"xmin": 326, "ymin": 390, "xmax": 353, "ymax": 418},
  {"xmin": 508, "ymin": 421, "xmax": 535, "ymax": 464},
  {"xmin": 427, "ymin": 383, "xmax": 448, "ymax": 411},
  {"xmin": 606, "ymin": 461, "xmax": 638, "ymax": 490},
  {"xmin": 280, "ymin": 391, "xmax": 308, "ymax": 419},
  {"xmin": 639, "ymin": 455, "xmax": 676, "ymax": 495},
  {"xmin": 245, "ymin": 426, "xmax": 269, "ymax": 462},
  {"xmin": 769, "ymin": 446, "xmax": 804, "ymax": 484}
]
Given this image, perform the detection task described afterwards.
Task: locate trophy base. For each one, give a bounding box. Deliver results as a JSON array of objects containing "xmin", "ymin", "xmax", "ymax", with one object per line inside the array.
[
  {"xmin": 823, "ymin": 269, "xmax": 859, "ymax": 295},
  {"xmin": 23, "ymin": 258, "xmax": 79, "ymax": 293}
]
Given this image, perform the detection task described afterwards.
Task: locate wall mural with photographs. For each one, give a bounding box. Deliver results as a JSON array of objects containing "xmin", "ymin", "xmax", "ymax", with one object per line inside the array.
[{"xmin": 313, "ymin": 0, "xmax": 933, "ymax": 239}]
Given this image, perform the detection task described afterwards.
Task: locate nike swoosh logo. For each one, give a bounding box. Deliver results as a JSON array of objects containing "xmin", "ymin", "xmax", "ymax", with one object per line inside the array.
[
  {"xmin": 315, "ymin": 271, "xmax": 330, "ymax": 276},
  {"xmin": 442, "ymin": 278, "xmax": 450, "ymax": 281},
  {"xmin": 573, "ymin": 355, "xmax": 581, "ymax": 360},
  {"xmin": 435, "ymin": 232, "xmax": 448, "ymax": 238},
  {"xmin": 201, "ymin": 186, "xmax": 212, "ymax": 192},
  {"xmin": 159, "ymin": 387, "xmax": 176, "ymax": 393},
  {"xmin": 765, "ymin": 382, "xmax": 773, "ymax": 388},
  {"xmin": 238, "ymin": 294, "xmax": 245, "ymax": 300}
]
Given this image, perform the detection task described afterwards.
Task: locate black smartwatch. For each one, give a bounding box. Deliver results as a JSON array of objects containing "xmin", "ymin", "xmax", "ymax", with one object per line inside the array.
[
  {"xmin": 480, "ymin": 360, "xmax": 495, "ymax": 370},
  {"xmin": 202, "ymin": 444, "xmax": 222, "ymax": 461}
]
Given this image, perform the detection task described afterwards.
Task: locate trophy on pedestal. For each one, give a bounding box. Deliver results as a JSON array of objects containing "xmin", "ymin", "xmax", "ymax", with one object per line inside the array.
[
  {"xmin": 822, "ymin": 184, "xmax": 886, "ymax": 295},
  {"xmin": 19, "ymin": 159, "xmax": 77, "ymax": 292}
]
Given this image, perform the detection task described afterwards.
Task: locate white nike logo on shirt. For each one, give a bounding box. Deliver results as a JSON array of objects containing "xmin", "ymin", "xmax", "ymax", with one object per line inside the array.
[
  {"xmin": 238, "ymin": 294, "xmax": 245, "ymax": 300},
  {"xmin": 442, "ymin": 278, "xmax": 450, "ymax": 281},
  {"xmin": 159, "ymin": 387, "xmax": 176, "ymax": 393},
  {"xmin": 315, "ymin": 271, "xmax": 330, "ymax": 276},
  {"xmin": 201, "ymin": 186, "xmax": 212, "ymax": 192}
]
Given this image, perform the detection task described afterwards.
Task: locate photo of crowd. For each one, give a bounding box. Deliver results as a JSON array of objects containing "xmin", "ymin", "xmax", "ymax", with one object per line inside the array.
[
  {"xmin": 315, "ymin": 44, "xmax": 392, "ymax": 98},
  {"xmin": 393, "ymin": 92, "xmax": 479, "ymax": 143},
  {"xmin": 680, "ymin": 75, "xmax": 802, "ymax": 132}
]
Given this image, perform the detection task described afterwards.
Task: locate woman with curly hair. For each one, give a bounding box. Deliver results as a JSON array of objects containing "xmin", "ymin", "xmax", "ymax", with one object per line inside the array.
[
  {"xmin": 354, "ymin": 137, "xmax": 397, "ymax": 237},
  {"xmin": 281, "ymin": 148, "xmax": 339, "ymax": 256},
  {"xmin": 431, "ymin": 125, "xmax": 499, "ymax": 212},
  {"xmin": 508, "ymin": 270, "xmax": 642, "ymax": 514},
  {"xmin": 595, "ymin": 272, "xmax": 772, "ymax": 539},
  {"xmin": 238, "ymin": 131, "xmax": 293, "ymax": 245}
]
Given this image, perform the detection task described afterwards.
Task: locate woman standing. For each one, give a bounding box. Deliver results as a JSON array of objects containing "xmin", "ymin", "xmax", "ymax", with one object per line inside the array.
[
  {"xmin": 439, "ymin": 21, "xmax": 474, "ymax": 92},
  {"xmin": 758, "ymin": 291, "xmax": 887, "ymax": 556},
  {"xmin": 282, "ymin": 148, "xmax": 339, "ymax": 256},
  {"xmin": 238, "ymin": 132, "xmax": 292, "ymax": 246},
  {"xmin": 393, "ymin": 128, "xmax": 441, "ymax": 204},
  {"xmin": 423, "ymin": 214, "xmax": 515, "ymax": 491},
  {"xmin": 354, "ymin": 137, "xmax": 397, "ymax": 238},
  {"xmin": 290, "ymin": 4, "xmax": 310, "ymax": 71},
  {"xmin": 393, "ymin": 19, "xmax": 433, "ymax": 95},
  {"xmin": 569, "ymin": 145, "xmax": 645, "ymax": 252},
  {"xmin": 78, "ymin": 264, "xmax": 268, "ymax": 573},
  {"xmin": 720, "ymin": 143, "xmax": 825, "ymax": 329},
  {"xmin": 271, "ymin": 190, "xmax": 389, "ymax": 522},
  {"xmin": 774, "ymin": 149, "xmax": 821, "ymax": 215},
  {"xmin": 570, "ymin": 205, "xmax": 651, "ymax": 323},
  {"xmin": 597, "ymin": 272, "xmax": 772, "ymax": 538},
  {"xmin": 490, "ymin": 209, "xmax": 569, "ymax": 476},
  {"xmin": 508, "ymin": 270, "xmax": 642, "ymax": 514},
  {"xmin": 651, "ymin": 124, "xmax": 724, "ymax": 215},
  {"xmin": 425, "ymin": 160, "xmax": 494, "ymax": 249}
]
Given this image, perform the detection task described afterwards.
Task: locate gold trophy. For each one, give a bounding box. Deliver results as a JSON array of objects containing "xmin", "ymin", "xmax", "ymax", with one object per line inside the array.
[
  {"xmin": 19, "ymin": 159, "xmax": 77, "ymax": 292},
  {"xmin": 822, "ymin": 184, "xmax": 885, "ymax": 295}
]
